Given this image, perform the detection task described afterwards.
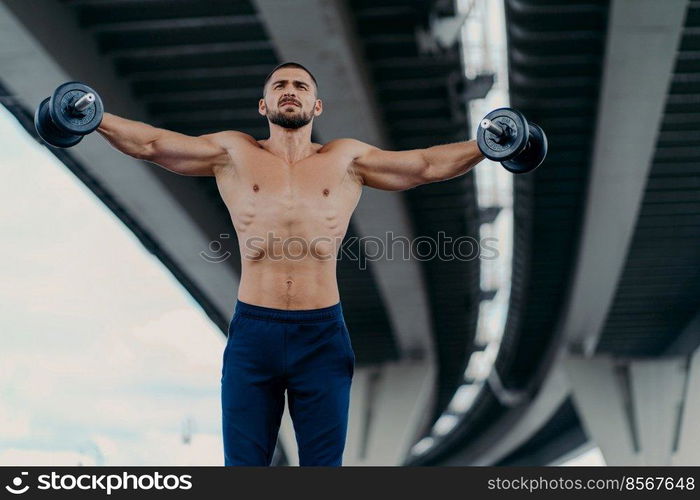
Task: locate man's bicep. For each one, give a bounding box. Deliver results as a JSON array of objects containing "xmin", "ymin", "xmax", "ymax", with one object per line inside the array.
[
  {"xmin": 146, "ymin": 130, "xmax": 234, "ymax": 176},
  {"xmin": 352, "ymin": 145, "xmax": 430, "ymax": 191}
]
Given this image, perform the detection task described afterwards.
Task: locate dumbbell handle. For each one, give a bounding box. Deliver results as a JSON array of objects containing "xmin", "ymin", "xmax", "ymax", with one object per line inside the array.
[
  {"xmin": 481, "ymin": 118, "xmax": 505, "ymax": 137},
  {"xmin": 71, "ymin": 93, "xmax": 95, "ymax": 113}
]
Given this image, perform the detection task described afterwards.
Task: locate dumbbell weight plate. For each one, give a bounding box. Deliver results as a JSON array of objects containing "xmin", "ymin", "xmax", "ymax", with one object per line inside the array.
[
  {"xmin": 49, "ymin": 81, "xmax": 104, "ymax": 136},
  {"xmin": 502, "ymin": 122, "xmax": 548, "ymax": 174},
  {"xmin": 34, "ymin": 97, "xmax": 83, "ymax": 148},
  {"xmin": 476, "ymin": 107, "xmax": 529, "ymax": 161}
]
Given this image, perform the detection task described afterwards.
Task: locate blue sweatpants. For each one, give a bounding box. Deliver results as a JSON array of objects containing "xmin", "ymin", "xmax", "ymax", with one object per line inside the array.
[{"xmin": 221, "ymin": 300, "xmax": 355, "ymax": 466}]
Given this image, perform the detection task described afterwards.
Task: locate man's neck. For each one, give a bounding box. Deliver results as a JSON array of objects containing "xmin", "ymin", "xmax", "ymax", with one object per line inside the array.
[{"xmin": 264, "ymin": 123, "xmax": 316, "ymax": 164}]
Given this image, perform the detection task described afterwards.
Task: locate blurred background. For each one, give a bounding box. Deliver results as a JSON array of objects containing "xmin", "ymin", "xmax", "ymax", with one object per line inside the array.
[{"xmin": 0, "ymin": 0, "xmax": 697, "ymax": 466}]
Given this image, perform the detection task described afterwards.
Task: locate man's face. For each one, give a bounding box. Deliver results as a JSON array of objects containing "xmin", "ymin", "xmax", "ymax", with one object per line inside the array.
[{"xmin": 259, "ymin": 67, "xmax": 322, "ymax": 129}]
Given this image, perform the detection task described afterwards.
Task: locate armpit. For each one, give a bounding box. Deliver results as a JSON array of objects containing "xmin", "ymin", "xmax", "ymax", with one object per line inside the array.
[{"xmin": 347, "ymin": 161, "xmax": 365, "ymax": 186}]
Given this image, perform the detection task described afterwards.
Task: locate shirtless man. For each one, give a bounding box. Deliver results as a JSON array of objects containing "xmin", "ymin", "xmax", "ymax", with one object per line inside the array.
[{"xmin": 95, "ymin": 62, "xmax": 486, "ymax": 466}]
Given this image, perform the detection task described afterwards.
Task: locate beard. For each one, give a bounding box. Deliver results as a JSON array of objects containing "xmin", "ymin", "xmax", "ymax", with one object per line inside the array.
[{"xmin": 267, "ymin": 106, "xmax": 313, "ymax": 129}]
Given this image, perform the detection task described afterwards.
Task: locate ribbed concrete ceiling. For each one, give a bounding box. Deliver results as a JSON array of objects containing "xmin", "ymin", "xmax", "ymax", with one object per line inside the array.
[
  {"xmin": 347, "ymin": 0, "xmax": 482, "ymax": 424},
  {"xmin": 597, "ymin": 1, "xmax": 700, "ymax": 356},
  {"xmin": 410, "ymin": 0, "xmax": 610, "ymax": 465},
  {"xmin": 442, "ymin": 0, "xmax": 700, "ymax": 466}
]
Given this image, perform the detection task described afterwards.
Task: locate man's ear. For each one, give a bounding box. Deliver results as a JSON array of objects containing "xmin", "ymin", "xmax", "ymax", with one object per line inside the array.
[
  {"xmin": 258, "ymin": 98, "xmax": 267, "ymax": 116},
  {"xmin": 314, "ymin": 98, "xmax": 323, "ymax": 117}
]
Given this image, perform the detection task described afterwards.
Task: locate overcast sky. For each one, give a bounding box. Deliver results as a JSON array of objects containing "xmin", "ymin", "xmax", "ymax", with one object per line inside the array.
[{"xmin": 0, "ymin": 105, "xmax": 226, "ymax": 465}]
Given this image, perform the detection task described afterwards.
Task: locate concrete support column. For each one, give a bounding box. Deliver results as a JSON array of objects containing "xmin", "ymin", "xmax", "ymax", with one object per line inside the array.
[
  {"xmin": 673, "ymin": 347, "xmax": 700, "ymax": 465},
  {"xmin": 564, "ymin": 350, "xmax": 699, "ymax": 465}
]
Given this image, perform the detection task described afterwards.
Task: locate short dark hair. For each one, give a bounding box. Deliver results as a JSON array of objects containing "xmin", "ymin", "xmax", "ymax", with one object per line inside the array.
[{"xmin": 263, "ymin": 62, "xmax": 318, "ymax": 95}]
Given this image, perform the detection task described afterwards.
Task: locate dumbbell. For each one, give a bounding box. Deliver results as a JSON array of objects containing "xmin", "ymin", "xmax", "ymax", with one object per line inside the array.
[
  {"xmin": 34, "ymin": 82, "xmax": 104, "ymax": 148},
  {"xmin": 476, "ymin": 108, "xmax": 548, "ymax": 174}
]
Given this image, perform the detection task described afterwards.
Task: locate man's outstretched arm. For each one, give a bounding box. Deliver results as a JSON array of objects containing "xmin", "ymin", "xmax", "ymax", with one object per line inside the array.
[
  {"xmin": 345, "ymin": 138, "xmax": 486, "ymax": 191},
  {"xmin": 97, "ymin": 113, "xmax": 235, "ymax": 176}
]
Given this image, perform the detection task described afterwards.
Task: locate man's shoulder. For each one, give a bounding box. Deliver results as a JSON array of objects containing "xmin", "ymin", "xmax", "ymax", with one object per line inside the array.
[
  {"xmin": 321, "ymin": 138, "xmax": 375, "ymax": 158},
  {"xmin": 203, "ymin": 130, "xmax": 259, "ymax": 149}
]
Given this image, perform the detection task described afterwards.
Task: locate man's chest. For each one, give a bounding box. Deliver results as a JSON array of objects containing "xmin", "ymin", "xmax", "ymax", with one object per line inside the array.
[
  {"xmin": 213, "ymin": 148, "xmax": 362, "ymax": 229},
  {"xmin": 231, "ymin": 148, "xmax": 359, "ymax": 199}
]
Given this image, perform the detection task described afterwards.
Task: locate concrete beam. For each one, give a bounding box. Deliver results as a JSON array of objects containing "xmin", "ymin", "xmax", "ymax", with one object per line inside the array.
[
  {"xmin": 445, "ymin": 0, "xmax": 691, "ymax": 467},
  {"xmin": 363, "ymin": 360, "xmax": 437, "ymax": 464},
  {"xmin": 629, "ymin": 359, "xmax": 686, "ymax": 465},
  {"xmin": 561, "ymin": 0, "xmax": 688, "ymax": 354},
  {"xmin": 564, "ymin": 355, "xmax": 688, "ymax": 465},
  {"xmin": 410, "ymin": 0, "xmax": 691, "ymax": 468},
  {"xmin": 673, "ymin": 346, "xmax": 700, "ymax": 465},
  {"xmin": 665, "ymin": 309, "xmax": 700, "ymax": 356},
  {"xmin": 0, "ymin": 0, "xmax": 240, "ymax": 321},
  {"xmin": 466, "ymin": 364, "xmax": 571, "ymax": 465},
  {"xmin": 564, "ymin": 356, "xmax": 642, "ymax": 465}
]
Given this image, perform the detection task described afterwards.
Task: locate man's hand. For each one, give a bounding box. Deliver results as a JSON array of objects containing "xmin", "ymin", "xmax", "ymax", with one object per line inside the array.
[{"xmin": 338, "ymin": 138, "xmax": 485, "ymax": 191}]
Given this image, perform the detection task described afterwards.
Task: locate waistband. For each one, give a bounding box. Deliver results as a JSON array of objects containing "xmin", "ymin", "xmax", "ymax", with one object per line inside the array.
[{"xmin": 234, "ymin": 299, "xmax": 343, "ymax": 323}]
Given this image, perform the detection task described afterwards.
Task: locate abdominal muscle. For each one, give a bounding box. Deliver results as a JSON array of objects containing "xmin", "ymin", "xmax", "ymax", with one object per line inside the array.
[
  {"xmin": 237, "ymin": 254, "xmax": 341, "ymax": 310},
  {"xmin": 233, "ymin": 197, "xmax": 352, "ymax": 310}
]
